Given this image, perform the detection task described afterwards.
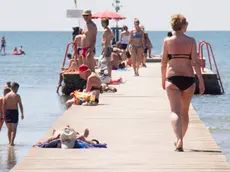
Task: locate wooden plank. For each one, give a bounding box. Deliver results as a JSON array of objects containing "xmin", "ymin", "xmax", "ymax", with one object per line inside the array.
[{"xmin": 11, "ymin": 63, "xmax": 230, "ymax": 172}]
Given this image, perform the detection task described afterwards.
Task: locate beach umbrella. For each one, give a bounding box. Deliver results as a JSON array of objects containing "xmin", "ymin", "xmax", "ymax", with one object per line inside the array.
[{"xmin": 92, "ymin": 10, "xmax": 126, "ymax": 20}]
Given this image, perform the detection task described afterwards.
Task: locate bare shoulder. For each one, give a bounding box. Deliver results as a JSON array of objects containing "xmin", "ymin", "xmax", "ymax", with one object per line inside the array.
[
  {"xmin": 163, "ymin": 37, "xmax": 169, "ymax": 43},
  {"xmin": 185, "ymin": 35, "xmax": 196, "ymax": 43},
  {"xmin": 16, "ymin": 94, "xmax": 21, "ymax": 100},
  {"xmin": 108, "ymin": 28, "xmax": 113, "ymax": 35},
  {"xmin": 88, "ymin": 21, "xmax": 97, "ymax": 30}
]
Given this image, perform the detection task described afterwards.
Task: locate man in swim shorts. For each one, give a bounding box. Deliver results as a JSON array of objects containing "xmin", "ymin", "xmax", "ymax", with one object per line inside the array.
[
  {"xmin": 100, "ymin": 18, "xmax": 114, "ymax": 77},
  {"xmin": 3, "ymin": 82, "xmax": 24, "ymax": 146},
  {"xmin": 81, "ymin": 10, "xmax": 97, "ymax": 72}
]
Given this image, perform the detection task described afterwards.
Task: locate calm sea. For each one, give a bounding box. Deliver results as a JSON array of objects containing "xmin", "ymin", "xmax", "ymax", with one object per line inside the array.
[{"xmin": 0, "ymin": 31, "xmax": 229, "ymax": 171}]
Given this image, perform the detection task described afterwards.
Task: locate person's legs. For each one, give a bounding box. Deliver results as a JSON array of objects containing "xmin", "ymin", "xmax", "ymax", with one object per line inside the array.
[
  {"xmin": 10, "ymin": 123, "xmax": 18, "ymax": 146},
  {"xmin": 142, "ymin": 47, "xmax": 148, "ymax": 67},
  {"xmin": 107, "ymin": 60, "xmax": 112, "ymax": 78},
  {"xmin": 66, "ymin": 98, "xmax": 75, "ymax": 109},
  {"xmin": 0, "ymin": 120, "xmax": 4, "ymax": 131},
  {"xmin": 143, "ymin": 52, "xmax": 147, "ymax": 67},
  {"xmin": 180, "ymin": 84, "xmax": 195, "ymax": 138},
  {"xmin": 86, "ymin": 51, "xmax": 96, "ymax": 72},
  {"xmin": 56, "ymin": 73, "xmax": 64, "ymax": 93},
  {"xmin": 148, "ymin": 47, "xmax": 152, "ymax": 58},
  {"xmin": 136, "ymin": 48, "xmax": 144, "ymax": 75},
  {"xmin": 6, "ymin": 123, "xmax": 12, "ymax": 145},
  {"xmin": 131, "ymin": 48, "xmax": 137, "ymax": 75},
  {"xmin": 78, "ymin": 55, "xmax": 83, "ymax": 65},
  {"xmin": 166, "ymin": 82, "xmax": 183, "ymax": 150}
]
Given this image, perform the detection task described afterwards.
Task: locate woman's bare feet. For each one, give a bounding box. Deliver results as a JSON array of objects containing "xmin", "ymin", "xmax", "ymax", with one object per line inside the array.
[{"xmin": 175, "ymin": 139, "xmax": 183, "ymax": 152}]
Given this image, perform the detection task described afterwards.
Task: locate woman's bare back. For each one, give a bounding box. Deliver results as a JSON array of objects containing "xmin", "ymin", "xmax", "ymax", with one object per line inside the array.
[{"xmin": 165, "ymin": 34, "xmax": 196, "ymax": 78}]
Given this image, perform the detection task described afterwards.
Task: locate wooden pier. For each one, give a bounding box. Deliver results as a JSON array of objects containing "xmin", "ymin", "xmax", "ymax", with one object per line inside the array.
[{"xmin": 11, "ymin": 63, "xmax": 229, "ymax": 172}]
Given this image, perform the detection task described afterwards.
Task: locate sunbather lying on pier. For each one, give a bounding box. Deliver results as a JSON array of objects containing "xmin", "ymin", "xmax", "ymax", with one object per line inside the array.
[
  {"xmin": 33, "ymin": 125, "xmax": 106, "ymax": 149},
  {"xmin": 33, "ymin": 125, "xmax": 97, "ymax": 146}
]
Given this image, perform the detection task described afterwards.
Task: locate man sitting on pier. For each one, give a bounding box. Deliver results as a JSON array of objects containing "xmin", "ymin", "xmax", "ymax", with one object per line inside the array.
[
  {"xmin": 56, "ymin": 53, "xmax": 78, "ymax": 93},
  {"xmin": 66, "ymin": 64, "xmax": 101, "ymax": 107}
]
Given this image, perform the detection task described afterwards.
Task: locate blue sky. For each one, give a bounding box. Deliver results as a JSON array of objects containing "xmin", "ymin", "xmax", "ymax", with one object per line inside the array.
[{"xmin": 0, "ymin": 0, "xmax": 229, "ymax": 31}]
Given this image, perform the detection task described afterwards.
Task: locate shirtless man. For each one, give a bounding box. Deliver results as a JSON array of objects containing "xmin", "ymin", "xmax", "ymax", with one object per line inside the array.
[
  {"xmin": 2, "ymin": 82, "xmax": 24, "ymax": 146},
  {"xmin": 140, "ymin": 25, "xmax": 152, "ymax": 67},
  {"xmin": 0, "ymin": 37, "xmax": 6, "ymax": 55},
  {"xmin": 101, "ymin": 18, "xmax": 114, "ymax": 77},
  {"xmin": 0, "ymin": 83, "xmax": 11, "ymax": 132},
  {"xmin": 81, "ymin": 10, "xmax": 97, "ymax": 72},
  {"xmin": 66, "ymin": 64, "xmax": 101, "ymax": 107}
]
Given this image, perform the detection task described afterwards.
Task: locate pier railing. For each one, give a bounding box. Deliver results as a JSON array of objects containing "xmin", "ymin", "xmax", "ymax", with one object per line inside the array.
[
  {"xmin": 198, "ymin": 41, "xmax": 224, "ymax": 94},
  {"xmin": 62, "ymin": 42, "xmax": 78, "ymax": 69}
]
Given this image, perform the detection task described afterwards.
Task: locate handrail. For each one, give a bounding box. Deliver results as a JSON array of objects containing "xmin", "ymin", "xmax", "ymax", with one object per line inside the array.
[{"xmin": 198, "ymin": 41, "xmax": 225, "ymax": 94}]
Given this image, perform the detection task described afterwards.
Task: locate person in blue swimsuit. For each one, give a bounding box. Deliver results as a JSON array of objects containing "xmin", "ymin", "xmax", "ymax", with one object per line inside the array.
[
  {"xmin": 161, "ymin": 14, "xmax": 205, "ymax": 152},
  {"xmin": 127, "ymin": 18, "xmax": 145, "ymax": 76}
]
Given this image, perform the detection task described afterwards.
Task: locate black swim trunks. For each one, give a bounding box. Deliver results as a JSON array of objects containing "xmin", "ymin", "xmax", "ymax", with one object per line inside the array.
[{"xmin": 5, "ymin": 109, "xmax": 19, "ymax": 124}]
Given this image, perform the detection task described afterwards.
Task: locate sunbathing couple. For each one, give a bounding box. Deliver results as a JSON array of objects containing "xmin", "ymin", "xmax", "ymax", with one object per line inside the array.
[{"xmin": 33, "ymin": 125, "xmax": 106, "ymax": 149}]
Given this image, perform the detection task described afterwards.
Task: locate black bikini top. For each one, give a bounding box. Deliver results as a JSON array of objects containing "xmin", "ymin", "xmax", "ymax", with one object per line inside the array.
[{"xmin": 168, "ymin": 54, "xmax": 191, "ymax": 61}]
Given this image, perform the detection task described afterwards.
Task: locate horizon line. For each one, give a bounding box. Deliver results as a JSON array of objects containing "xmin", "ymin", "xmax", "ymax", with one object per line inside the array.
[{"xmin": 0, "ymin": 30, "xmax": 230, "ymax": 32}]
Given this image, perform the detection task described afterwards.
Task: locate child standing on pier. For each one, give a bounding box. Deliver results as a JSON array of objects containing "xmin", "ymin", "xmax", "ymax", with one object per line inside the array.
[{"xmin": 3, "ymin": 82, "xmax": 24, "ymax": 146}]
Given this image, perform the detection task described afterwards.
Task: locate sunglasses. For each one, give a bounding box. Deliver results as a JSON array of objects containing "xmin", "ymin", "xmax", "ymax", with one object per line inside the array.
[{"xmin": 82, "ymin": 15, "xmax": 89, "ymax": 17}]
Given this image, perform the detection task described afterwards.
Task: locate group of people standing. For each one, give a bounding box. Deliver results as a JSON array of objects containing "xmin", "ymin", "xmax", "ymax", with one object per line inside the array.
[
  {"xmin": 119, "ymin": 20, "xmax": 152, "ymax": 75},
  {"xmin": 70, "ymin": 10, "xmax": 152, "ymax": 78},
  {"xmin": 0, "ymin": 36, "xmax": 25, "ymax": 55},
  {"xmin": 57, "ymin": 10, "xmax": 205, "ymax": 152}
]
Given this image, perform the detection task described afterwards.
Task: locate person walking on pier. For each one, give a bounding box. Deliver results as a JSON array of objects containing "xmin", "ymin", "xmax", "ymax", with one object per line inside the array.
[
  {"xmin": 128, "ymin": 18, "xmax": 145, "ymax": 76},
  {"xmin": 161, "ymin": 14, "xmax": 205, "ymax": 152}
]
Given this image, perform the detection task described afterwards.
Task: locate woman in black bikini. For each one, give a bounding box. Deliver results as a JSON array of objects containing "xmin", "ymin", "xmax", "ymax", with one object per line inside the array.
[{"xmin": 161, "ymin": 14, "xmax": 205, "ymax": 152}]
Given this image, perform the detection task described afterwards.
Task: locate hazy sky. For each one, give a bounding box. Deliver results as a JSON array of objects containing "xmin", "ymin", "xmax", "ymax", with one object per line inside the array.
[{"xmin": 0, "ymin": 0, "xmax": 229, "ymax": 31}]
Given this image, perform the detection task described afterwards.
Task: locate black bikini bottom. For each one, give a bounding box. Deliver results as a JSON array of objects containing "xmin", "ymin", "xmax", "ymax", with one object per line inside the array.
[{"xmin": 167, "ymin": 76, "xmax": 195, "ymax": 91}]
